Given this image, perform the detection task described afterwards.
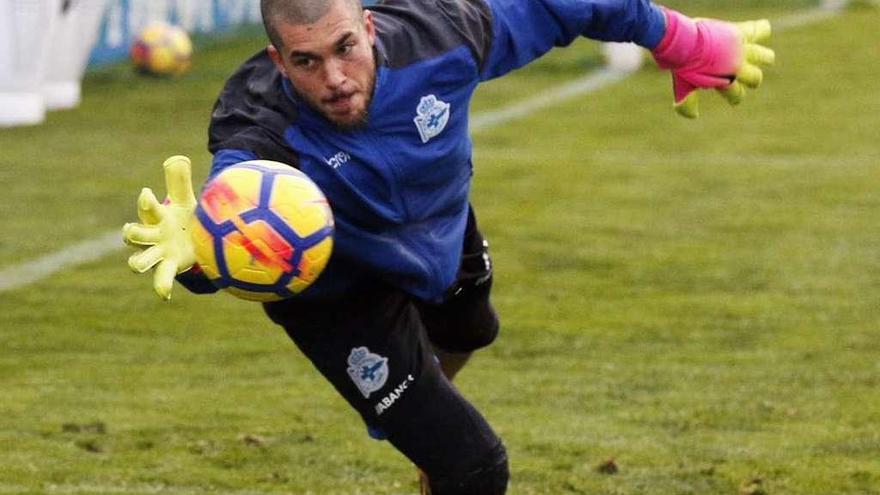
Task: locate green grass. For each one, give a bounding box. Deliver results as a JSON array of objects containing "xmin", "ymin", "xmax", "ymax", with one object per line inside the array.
[{"xmin": 2, "ymin": 2, "xmax": 880, "ymax": 494}]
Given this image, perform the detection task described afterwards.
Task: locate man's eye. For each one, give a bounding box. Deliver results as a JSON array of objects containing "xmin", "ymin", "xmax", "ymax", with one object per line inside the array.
[{"xmin": 339, "ymin": 43, "xmax": 355, "ymax": 55}]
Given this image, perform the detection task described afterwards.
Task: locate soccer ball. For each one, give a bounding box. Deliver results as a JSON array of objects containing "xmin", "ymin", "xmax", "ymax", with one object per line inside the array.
[
  {"xmin": 130, "ymin": 22, "xmax": 193, "ymax": 76},
  {"xmin": 191, "ymin": 160, "xmax": 334, "ymax": 302}
]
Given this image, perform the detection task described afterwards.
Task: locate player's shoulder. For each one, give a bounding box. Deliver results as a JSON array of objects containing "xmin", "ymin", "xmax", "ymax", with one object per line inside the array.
[
  {"xmin": 208, "ymin": 49, "xmax": 298, "ymax": 164},
  {"xmin": 215, "ymin": 49, "xmax": 290, "ymax": 116},
  {"xmin": 369, "ymin": 0, "xmax": 494, "ymax": 69}
]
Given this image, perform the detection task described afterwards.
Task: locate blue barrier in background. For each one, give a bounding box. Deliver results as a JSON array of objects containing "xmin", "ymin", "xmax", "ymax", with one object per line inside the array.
[
  {"xmin": 89, "ymin": 0, "xmax": 262, "ymax": 66},
  {"xmin": 88, "ymin": 0, "xmax": 379, "ymax": 66}
]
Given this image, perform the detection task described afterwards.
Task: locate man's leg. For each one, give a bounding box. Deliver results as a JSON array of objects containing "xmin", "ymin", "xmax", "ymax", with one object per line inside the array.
[
  {"xmin": 433, "ymin": 348, "xmax": 471, "ymax": 381},
  {"xmin": 414, "ymin": 207, "xmax": 502, "ymax": 493},
  {"xmin": 263, "ymin": 282, "xmax": 508, "ymax": 495}
]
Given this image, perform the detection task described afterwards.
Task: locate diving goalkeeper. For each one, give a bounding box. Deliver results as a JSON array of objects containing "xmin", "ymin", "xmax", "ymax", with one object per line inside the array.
[{"xmin": 123, "ymin": 0, "xmax": 774, "ymax": 493}]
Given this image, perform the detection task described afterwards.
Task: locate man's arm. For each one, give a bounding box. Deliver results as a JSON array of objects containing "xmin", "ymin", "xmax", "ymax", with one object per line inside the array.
[
  {"xmin": 171, "ymin": 51, "xmax": 302, "ymax": 296},
  {"xmin": 479, "ymin": 0, "xmax": 666, "ymax": 81},
  {"xmin": 477, "ymin": 0, "xmax": 774, "ymax": 117}
]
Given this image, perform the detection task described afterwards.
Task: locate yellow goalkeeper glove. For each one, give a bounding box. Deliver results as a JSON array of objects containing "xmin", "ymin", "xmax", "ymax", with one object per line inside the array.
[{"xmin": 122, "ymin": 155, "xmax": 197, "ymax": 301}]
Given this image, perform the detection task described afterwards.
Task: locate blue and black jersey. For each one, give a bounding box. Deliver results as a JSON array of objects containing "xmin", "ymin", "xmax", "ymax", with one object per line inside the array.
[{"xmin": 202, "ymin": 0, "xmax": 666, "ymax": 301}]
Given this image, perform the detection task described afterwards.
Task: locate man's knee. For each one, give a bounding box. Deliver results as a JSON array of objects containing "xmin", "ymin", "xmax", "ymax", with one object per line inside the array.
[
  {"xmin": 422, "ymin": 279, "xmax": 501, "ymax": 353},
  {"xmin": 440, "ymin": 302, "xmax": 499, "ymax": 352},
  {"xmin": 427, "ymin": 442, "xmax": 509, "ymax": 495}
]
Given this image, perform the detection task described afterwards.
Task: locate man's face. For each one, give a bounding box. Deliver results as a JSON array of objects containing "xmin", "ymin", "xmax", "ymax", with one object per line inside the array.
[{"xmin": 268, "ymin": 0, "xmax": 377, "ymax": 130}]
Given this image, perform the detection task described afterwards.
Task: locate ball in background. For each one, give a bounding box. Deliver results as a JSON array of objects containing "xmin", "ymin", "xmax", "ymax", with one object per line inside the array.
[
  {"xmin": 191, "ymin": 161, "xmax": 335, "ymax": 302},
  {"xmin": 130, "ymin": 22, "xmax": 193, "ymax": 76}
]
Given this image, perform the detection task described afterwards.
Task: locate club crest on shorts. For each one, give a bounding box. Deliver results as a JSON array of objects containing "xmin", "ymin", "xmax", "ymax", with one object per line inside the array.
[
  {"xmin": 413, "ymin": 94, "xmax": 450, "ymax": 143},
  {"xmin": 347, "ymin": 346, "xmax": 389, "ymax": 398}
]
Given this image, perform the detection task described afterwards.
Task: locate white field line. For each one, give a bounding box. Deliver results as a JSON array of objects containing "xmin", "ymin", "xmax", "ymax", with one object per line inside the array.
[
  {"xmin": 774, "ymin": 4, "xmax": 845, "ymax": 29},
  {"xmin": 470, "ymin": 67, "xmax": 631, "ymax": 132},
  {"xmin": 0, "ymin": 230, "xmax": 120, "ymax": 292},
  {"xmin": 0, "ymin": 5, "xmax": 846, "ymax": 293}
]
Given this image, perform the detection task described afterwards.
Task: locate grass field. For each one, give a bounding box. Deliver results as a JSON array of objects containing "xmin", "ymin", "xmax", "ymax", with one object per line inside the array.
[{"xmin": 2, "ymin": 1, "xmax": 880, "ymax": 493}]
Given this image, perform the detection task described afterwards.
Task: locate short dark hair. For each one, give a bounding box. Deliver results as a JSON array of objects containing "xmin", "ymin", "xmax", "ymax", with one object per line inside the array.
[{"xmin": 261, "ymin": 0, "xmax": 363, "ymax": 50}]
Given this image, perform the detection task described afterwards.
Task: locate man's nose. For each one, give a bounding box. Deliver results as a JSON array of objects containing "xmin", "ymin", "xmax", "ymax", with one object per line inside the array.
[{"xmin": 324, "ymin": 60, "xmax": 346, "ymax": 89}]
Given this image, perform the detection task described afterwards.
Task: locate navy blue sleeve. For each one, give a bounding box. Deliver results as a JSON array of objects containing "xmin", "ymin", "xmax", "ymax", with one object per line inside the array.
[{"xmin": 480, "ymin": 0, "xmax": 666, "ymax": 80}]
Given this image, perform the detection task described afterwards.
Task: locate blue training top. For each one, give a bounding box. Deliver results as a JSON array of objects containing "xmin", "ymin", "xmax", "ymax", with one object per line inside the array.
[{"xmin": 190, "ymin": 0, "xmax": 666, "ymax": 302}]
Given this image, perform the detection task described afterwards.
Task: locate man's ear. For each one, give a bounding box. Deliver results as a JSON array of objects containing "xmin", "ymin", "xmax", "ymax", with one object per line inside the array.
[
  {"xmin": 363, "ymin": 10, "xmax": 376, "ymax": 46},
  {"xmin": 267, "ymin": 44, "xmax": 289, "ymax": 78}
]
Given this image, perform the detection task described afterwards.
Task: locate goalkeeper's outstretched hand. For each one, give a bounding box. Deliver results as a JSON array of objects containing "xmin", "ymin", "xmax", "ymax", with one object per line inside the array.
[
  {"xmin": 652, "ymin": 8, "xmax": 775, "ymax": 118},
  {"xmin": 122, "ymin": 155, "xmax": 197, "ymax": 301}
]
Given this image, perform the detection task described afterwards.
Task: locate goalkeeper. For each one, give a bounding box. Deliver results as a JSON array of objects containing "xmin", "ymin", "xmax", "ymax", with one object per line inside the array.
[{"xmin": 123, "ymin": 0, "xmax": 774, "ymax": 493}]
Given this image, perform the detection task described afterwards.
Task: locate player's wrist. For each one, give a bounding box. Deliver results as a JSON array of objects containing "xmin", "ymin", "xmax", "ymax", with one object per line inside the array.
[
  {"xmin": 175, "ymin": 264, "xmax": 220, "ymax": 294},
  {"xmin": 651, "ymin": 8, "xmax": 700, "ymax": 69}
]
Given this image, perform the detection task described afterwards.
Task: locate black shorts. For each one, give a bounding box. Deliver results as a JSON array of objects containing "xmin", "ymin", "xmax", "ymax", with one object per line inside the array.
[{"xmin": 262, "ymin": 208, "xmax": 503, "ymax": 478}]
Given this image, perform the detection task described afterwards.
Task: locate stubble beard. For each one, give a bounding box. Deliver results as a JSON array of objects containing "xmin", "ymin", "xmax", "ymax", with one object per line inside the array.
[{"xmin": 302, "ymin": 69, "xmax": 376, "ymax": 132}]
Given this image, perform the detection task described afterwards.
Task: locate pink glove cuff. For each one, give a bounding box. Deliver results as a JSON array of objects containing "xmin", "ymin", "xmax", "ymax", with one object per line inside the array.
[{"xmin": 652, "ymin": 8, "xmax": 701, "ymax": 69}]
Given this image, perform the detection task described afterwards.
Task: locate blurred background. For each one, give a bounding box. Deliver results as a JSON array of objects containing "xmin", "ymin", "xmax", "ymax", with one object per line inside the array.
[{"xmin": 1, "ymin": 0, "xmax": 879, "ymax": 494}]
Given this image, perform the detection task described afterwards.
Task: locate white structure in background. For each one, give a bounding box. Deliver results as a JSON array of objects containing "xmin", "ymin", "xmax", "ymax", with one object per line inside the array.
[
  {"xmin": 1, "ymin": 0, "xmax": 261, "ymax": 127},
  {"xmin": 821, "ymin": 0, "xmax": 848, "ymax": 8},
  {"xmin": 822, "ymin": 0, "xmax": 879, "ymax": 9},
  {"xmin": 43, "ymin": 0, "xmax": 109, "ymax": 110},
  {"xmin": 0, "ymin": 0, "xmax": 61, "ymax": 127},
  {"xmin": 602, "ymin": 42, "xmax": 644, "ymax": 74}
]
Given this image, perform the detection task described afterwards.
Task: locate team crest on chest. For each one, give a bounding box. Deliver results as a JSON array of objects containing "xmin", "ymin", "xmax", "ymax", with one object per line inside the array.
[
  {"xmin": 347, "ymin": 346, "xmax": 389, "ymax": 398},
  {"xmin": 413, "ymin": 94, "xmax": 450, "ymax": 143}
]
